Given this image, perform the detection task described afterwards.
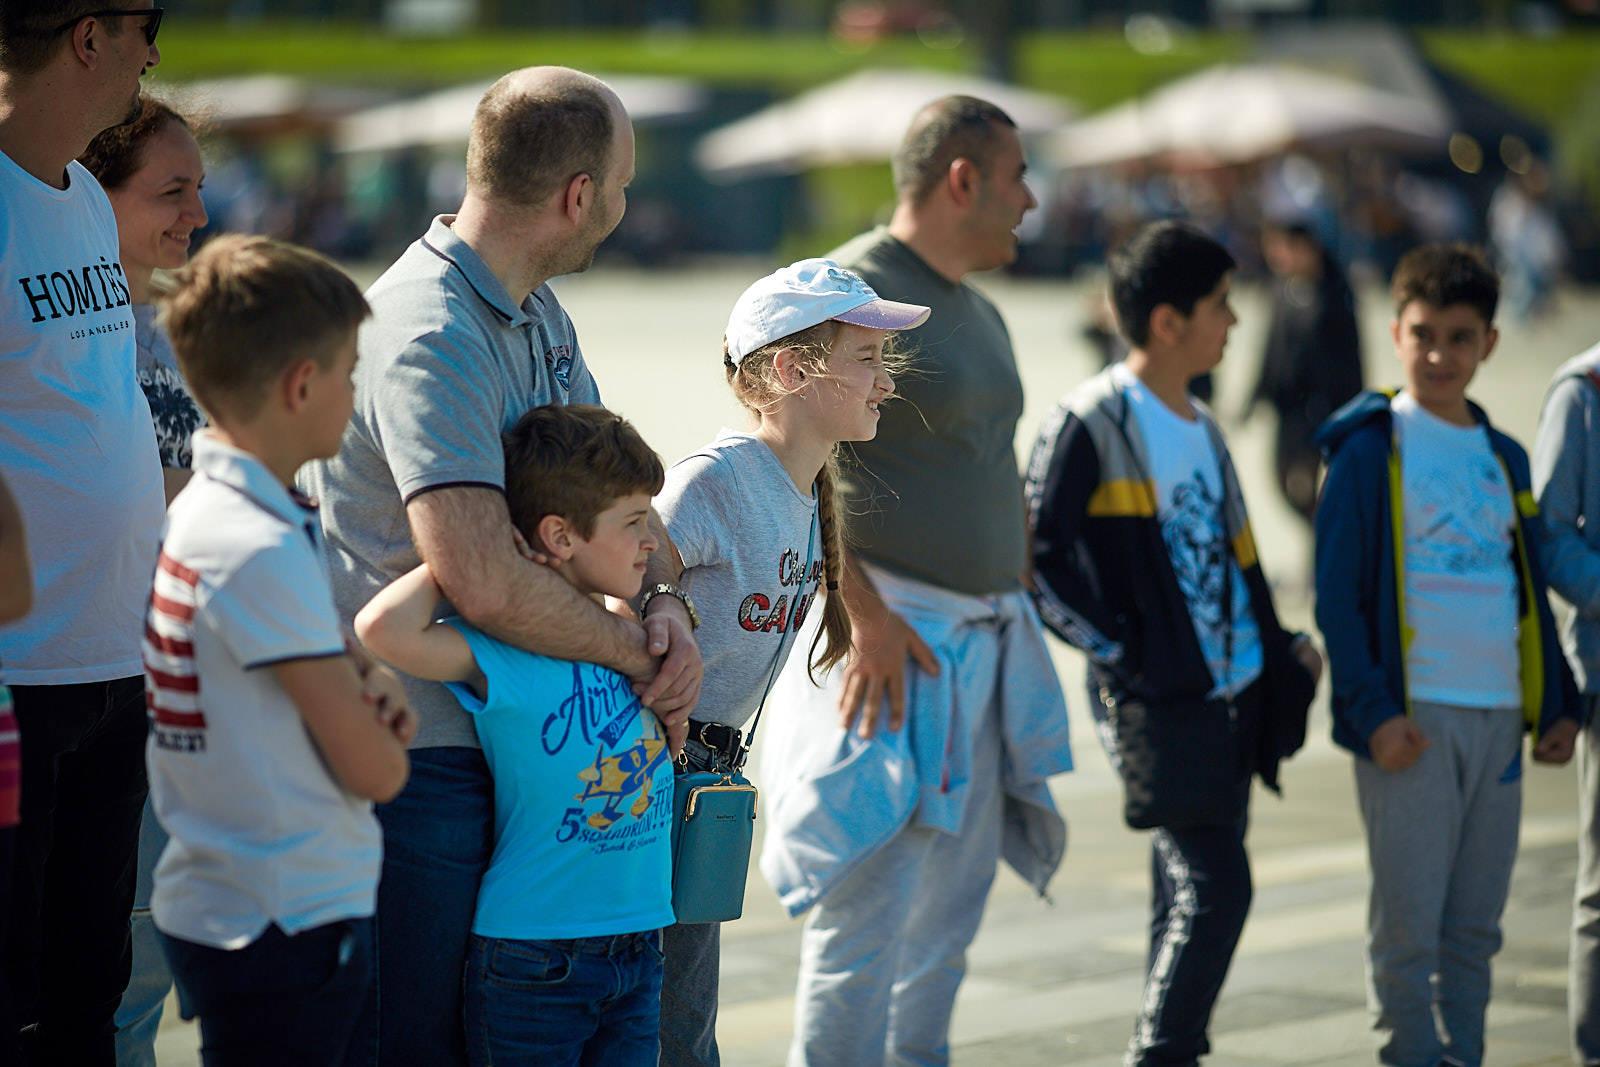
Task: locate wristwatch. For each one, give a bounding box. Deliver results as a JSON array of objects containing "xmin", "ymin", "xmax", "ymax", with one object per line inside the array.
[{"xmin": 639, "ymin": 583, "xmax": 700, "ymax": 630}]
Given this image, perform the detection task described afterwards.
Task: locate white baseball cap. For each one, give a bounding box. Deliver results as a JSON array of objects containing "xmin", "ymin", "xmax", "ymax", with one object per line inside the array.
[{"xmin": 725, "ymin": 258, "xmax": 931, "ymax": 365}]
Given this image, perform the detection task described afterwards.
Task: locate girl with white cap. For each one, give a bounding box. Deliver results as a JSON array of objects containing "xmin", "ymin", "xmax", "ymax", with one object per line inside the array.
[{"xmin": 653, "ymin": 258, "xmax": 929, "ymax": 1067}]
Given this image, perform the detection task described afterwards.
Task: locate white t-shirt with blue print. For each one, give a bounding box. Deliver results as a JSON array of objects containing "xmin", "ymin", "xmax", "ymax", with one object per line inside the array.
[
  {"xmin": 1115, "ymin": 364, "xmax": 1264, "ymax": 699},
  {"xmin": 446, "ymin": 623, "xmax": 675, "ymax": 941}
]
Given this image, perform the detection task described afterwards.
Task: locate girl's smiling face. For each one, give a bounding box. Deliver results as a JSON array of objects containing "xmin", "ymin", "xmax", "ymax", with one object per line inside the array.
[
  {"xmin": 106, "ymin": 119, "xmax": 208, "ymax": 291},
  {"xmin": 810, "ymin": 322, "xmax": 896, "ymax": 443}
]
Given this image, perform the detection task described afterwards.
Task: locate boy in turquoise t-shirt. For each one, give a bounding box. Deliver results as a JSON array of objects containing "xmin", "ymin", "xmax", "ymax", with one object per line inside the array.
[{"xmin": 357, "ymin": 403, "xmax": 675, "ymax": 1067}]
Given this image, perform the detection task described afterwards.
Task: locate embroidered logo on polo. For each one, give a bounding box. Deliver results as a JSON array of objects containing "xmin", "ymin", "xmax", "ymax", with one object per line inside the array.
[{"xmin": 545, "ymin": 343, "xmax": 573, "ymax": 391}]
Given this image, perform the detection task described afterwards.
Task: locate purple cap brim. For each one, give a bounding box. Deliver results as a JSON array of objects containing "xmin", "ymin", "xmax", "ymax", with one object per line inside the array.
[{"xmin": 832, "ymin": 298, "xmax": 932, "ymax": 332}]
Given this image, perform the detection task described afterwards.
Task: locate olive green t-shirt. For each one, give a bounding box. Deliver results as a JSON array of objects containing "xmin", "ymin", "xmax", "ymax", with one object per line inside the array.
[{"xmin": 827, "ymin": 228, "xmax": 1027, "ymax": 595}]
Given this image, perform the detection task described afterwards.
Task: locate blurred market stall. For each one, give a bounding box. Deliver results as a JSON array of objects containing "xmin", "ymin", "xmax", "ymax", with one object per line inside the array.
[{"xmin": 693, "ymin": 66, "xmax": 1075, "ymax": 179}]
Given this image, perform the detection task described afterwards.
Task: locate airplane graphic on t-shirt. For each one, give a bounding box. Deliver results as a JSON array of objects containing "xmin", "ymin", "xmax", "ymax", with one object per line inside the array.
[{"xmin": 573, "ymin": 728, "xmax": 668, "ymax": 830}]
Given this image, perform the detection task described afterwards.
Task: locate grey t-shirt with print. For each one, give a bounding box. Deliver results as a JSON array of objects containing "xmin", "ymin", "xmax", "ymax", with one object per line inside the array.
[
  {"xmin": 133, "ymin": 303, "xmax": 204, "ymax": 470},
  {"xmin": 655, "ymin": 431, "xmax": 822, "ymax": 730},
  {"xmin": 301, "ymin": 215, "xmax": 601, "ymax": 749}
]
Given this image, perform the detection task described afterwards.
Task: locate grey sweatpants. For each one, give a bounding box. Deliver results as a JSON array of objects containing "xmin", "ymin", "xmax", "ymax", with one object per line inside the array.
[
  {"xmin": 1571, "ymin": 694, "xmax": 1600, "ymax": 1065},
  {"xmin": 787, "ymin": 716, "xmax": 1004, "ymax": 1067},
  {"xmin": 1355, "ymin": 699, "xmax": 1524, "ymax": 1067}
]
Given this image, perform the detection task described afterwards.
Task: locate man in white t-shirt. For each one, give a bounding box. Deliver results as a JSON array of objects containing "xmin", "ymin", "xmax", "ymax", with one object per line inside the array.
[{"xmin": 0, "ymin": 5, "xmax": 164, "ymax": 1061}]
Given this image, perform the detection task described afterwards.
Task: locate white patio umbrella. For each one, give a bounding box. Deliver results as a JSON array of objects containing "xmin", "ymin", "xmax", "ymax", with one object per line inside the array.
[
  {"xmin": 694, "ymin": 68, "xmax": 1076, "ymax": 180},
  {"xmin": 334, "ymin": 74, "xmax": 707, "ymax": 154},
  {"xmin": 1052, "ymin": 62, "xmax": 1449, "ymax": 169},
  {"xmin": 150, "ymin": 75, "xmax": 387, "ymax": 132}
]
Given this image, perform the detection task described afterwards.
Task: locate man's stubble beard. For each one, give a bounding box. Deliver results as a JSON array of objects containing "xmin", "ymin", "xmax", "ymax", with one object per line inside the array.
[{"xmin": 556, "ymin": 191, "xmax": 617, "ymax": 277}]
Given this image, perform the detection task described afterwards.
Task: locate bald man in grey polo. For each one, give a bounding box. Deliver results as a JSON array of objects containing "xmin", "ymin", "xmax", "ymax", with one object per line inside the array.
[
  {"xmin": 299, "ymin": 213, "xmax": 600, "ymax": 1065},
  {"xmin": 305, "ymin": 215, "xmax": 600, "ymax": 746}
]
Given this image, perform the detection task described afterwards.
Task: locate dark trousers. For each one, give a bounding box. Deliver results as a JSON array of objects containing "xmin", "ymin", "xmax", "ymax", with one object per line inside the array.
[
  {"xmin": 6, "ymin": 678, "xmax": 147, "ymax": 1067},
  {"xmin": 344, "ymin": 747, "xmax": 493, "ymax": 1067},
  {"xmin": 162, "ymin": 918, "xmax": 373, "ymax": 1067},
  {"xmin": 1134, "ymin": 818, "xmax": 1253, "ymax": 1066},
  {"xmin": 1092, "ymin": 681, "xmax": 1255, "ymax": 1067}
]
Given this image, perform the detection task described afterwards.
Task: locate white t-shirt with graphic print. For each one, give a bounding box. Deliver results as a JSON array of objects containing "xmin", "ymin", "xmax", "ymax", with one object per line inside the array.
[
  {"xmin": 655, "ymin": 430, "xmax": 823, "ymax": 730},
  {"xmin": 1392, "ymin": 390, "xmax": 1521, "ymax": 707},
  {"xmin": 0, "ymin": 152, "xmax": 165, "ymax": 684},
  {"xmin": 1115, "ymin": 364, "xmax": 1263, "ymax": 699}
]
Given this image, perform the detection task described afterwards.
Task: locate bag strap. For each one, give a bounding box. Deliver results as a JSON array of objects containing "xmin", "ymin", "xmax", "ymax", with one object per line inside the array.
[{"xmin": 731, "ymin": 498, "xmax": 818, "ymax": 773}]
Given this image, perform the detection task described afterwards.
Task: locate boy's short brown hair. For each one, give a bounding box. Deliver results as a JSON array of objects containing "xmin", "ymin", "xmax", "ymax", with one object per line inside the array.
[
  {"xmin": 1390, "ymin": 243, "xmax": 1499, "ymax": 325},
  {"xmin": 161, "ymin": 235, "xmax": 370, "ymax": 424},
  {"xmin": 502, "ymin": 404, "xmax": 664, "ymax": 545}
]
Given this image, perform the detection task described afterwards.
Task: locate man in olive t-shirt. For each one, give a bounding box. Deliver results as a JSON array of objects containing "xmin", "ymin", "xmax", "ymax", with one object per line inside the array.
[{"xmin": 772, "ymin": 96, "xmax": 1074, "ymax": 1067}]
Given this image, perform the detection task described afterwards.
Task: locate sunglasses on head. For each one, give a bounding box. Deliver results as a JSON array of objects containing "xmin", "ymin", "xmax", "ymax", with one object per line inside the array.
[{"xmin": 53, "ymin": 7, "xmax": 163, "ymax": 46}]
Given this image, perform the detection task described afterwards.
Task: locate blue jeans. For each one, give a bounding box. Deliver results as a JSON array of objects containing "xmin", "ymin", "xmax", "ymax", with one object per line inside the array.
[
  {"xmin": 114, "ymin": 796, "xmax": 173, "ymax": 1067},
  {"xmin": 344, "ymin": 747, "xmax": 493, "ymax": 1067},
  {"xmin": 161, "ymin": 918, "xmax": 373, "ymax": 1067},
  {"xmin": 464, "ymin": 930, "xmax": 663, "ymax": 1067}
]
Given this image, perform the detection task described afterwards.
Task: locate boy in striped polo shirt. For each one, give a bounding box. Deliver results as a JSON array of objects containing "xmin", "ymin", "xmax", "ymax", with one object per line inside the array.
[{"xmin": 142, "ymin": 235, "xmax": 414, "ymax": 1065}]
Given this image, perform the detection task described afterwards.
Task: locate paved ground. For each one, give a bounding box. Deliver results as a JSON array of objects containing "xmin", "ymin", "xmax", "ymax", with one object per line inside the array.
[{"xmin": 152, "ymin": 266, "xmax": 1600, "ymax": 1064}]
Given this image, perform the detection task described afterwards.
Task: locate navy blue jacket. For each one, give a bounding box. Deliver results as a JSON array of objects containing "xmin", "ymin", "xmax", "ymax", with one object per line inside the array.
[{"xmin": 1313, "ymin": 391, "xmax": 1580, "ymax": 758}]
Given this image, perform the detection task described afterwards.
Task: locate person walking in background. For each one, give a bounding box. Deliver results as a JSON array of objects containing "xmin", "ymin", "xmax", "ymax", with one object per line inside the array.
[
  {"xmin": 1530, "ymin": 338, "xmax": 1600, "ymax": 1066},
  {"xmin": 758, "ymin": 95, "xmax": 1074, "ymax": 1067},
  {"xmin": 1027, "ymin": 220, "xmax": 1321, "ymax": 1066},
  {"xmin": 299, "ymin": 67, "xmax": 702, "ymax": 1067},
  {"xmin": 148, "ymin": 234, "xmax": 414, "ymax": 1065},
  {"xmin": 1247, "ymin": 219, "xmax": 1363, "ymax": 530},
  {"xmin": 1488, "ymin": 162, "xmax": 1565, "ymax": 324},
  {"xmin": 0, "ymin": 4, "xmax": 167, "ymax": 1061},
  {"xmin": 654, "ymin": 259, "xmax": 925, "ymax": 1066},
  {"xmin": 77, "ymin": 93, "xmax": 208, "ymax": 1066},
  {"xmin": 1315, "ymin": 244, "xmax": 1580, "ymax": 1067}
]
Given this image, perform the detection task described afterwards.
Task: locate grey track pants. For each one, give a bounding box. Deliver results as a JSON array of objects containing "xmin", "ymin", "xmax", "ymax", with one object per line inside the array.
[
  {"xmin": 787, "ymin": 716, "xmax": 1004, "ymax": 1067},
  {"xmin": 1571, "ymin": 694, "xmax": 1600, "ymax": 1065},
  {"xmin": 1355, "ymin": 699, "xmax": 1523, "ymax": 1067}
]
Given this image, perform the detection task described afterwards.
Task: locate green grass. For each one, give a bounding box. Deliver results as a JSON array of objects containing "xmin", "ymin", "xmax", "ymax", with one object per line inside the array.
[
  {"xmin": 1017, "ymin": 32, "xmax": 1249, "ymax": 113},
  {"xmin": 148, "ymin": 25, "xmax": 976, "ymax": 91},
  {"xmin": 147, "ymin": 23, "xmax": 1598, "ymax": 124},
  {"xmin": 1421, "ymin": 30, "xmax": 1600, "ymax": 128}
]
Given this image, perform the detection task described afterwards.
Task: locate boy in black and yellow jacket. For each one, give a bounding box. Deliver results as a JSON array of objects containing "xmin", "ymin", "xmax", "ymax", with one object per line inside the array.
[
  {"xmin": 1026, "ymin": 221, "xmax": 1320, "ymax": 1067},
  {"xmin": 1315, "ymin": 243, "xmax": 1579, "ymax": 1067}
]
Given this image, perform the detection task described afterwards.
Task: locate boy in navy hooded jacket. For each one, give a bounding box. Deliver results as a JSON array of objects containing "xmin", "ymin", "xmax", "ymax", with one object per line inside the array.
[{"xmin": 1315, "ymin": 243, "xmax": 1579, "ymax": 1067}]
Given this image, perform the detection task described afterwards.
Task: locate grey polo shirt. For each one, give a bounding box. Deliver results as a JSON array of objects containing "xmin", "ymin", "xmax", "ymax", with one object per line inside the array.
[{"xmin": 302, "ymin": 215, "xmax": 602, "ymax": 749}]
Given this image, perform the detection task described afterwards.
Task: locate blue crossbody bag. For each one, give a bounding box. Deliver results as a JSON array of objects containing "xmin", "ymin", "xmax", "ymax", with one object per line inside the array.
[{"xmin": 669, "ymin": 508, "xmax": 816, "ymax": 924}]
